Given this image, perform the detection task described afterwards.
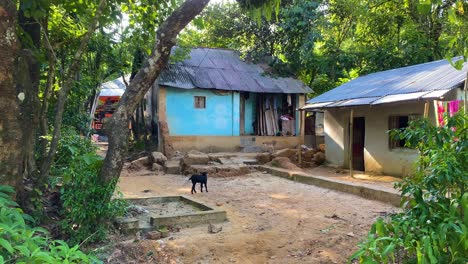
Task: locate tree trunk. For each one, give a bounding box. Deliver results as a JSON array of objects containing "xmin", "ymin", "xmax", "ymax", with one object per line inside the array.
[
  {"xmin": 40, "ymin": 0, "xmax": 107, "ymax": 179},
  {"xmin": 39, "ymin": 20, "xmax": 57, "ymax": 161},
  {"xmin": 0, "ymin": 1, "xmax": 22, "ymax": 191},
  {"xmin": 150, "ymin": 82, "xmax": 159, "ymax": 148},
  {"xmin": 16, "ymin": 50, "xmax": 40, "ymax": 183},
  {"xmin": 18, "ymin": 5, "xmax": 41, "ymax": 182},
  {"xmin": 100, "ymin": 0, "xmax": 210, "ymax": 184},
  {"xmin": 39, "ymin": 57, "xmax": 55, "ymax": 162}
]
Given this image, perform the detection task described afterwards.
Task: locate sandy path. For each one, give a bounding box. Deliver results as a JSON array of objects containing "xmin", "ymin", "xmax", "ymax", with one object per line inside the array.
[{"xmin": 118, "ymin": 170, "xmax": 396, "ymax": 264}]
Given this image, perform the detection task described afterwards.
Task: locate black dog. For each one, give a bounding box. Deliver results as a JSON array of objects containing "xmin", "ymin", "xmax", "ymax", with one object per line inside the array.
[{"xmin": 189, "ymin": 172, "xmax": 208, "ymax": 194}]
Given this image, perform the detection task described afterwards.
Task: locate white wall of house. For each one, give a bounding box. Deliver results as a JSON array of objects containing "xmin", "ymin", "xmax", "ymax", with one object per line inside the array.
[
  {"xmin": 324, "ymin": 88, "xmax": 463, "ymax": 176},
  {"xmin": 325, "ymin": 102, "xmax": 424, "ymax": 176}
]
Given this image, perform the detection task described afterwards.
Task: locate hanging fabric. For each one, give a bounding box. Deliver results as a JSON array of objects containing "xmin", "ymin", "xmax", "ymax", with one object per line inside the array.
[
  {"xmin": 448, "ymin": 100, "xmax": 461, "ymax": 116},
  {"xmin": 437, "ymin": 101, "xmax": 446, "ymax": 126}
]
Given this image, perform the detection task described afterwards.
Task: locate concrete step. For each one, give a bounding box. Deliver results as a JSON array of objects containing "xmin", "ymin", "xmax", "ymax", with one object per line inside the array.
[{"xmin": 260, "ymin": 165, "xmax": 401, "ymax": 207}]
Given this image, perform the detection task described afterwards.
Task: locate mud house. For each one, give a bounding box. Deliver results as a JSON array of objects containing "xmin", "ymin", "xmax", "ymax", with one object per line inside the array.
[
  {"xmin": 96, "ymin": 47, "xmax": 312, "ymax": 152},
  {"xmin": 302, "ymin": 58, "xmax": 467, "ymax": 177}
]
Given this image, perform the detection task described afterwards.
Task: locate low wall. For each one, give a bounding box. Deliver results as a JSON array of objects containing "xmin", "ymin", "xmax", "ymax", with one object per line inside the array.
[{"xmin": 168, "ymin": 136, "xmax": 303, "ymax": 152}]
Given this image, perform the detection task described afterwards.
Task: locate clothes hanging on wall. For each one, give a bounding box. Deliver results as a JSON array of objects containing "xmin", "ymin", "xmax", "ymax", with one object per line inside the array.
[{"xmin": 436, "ymin": 100, "xmax": 462, "ymax": 126}]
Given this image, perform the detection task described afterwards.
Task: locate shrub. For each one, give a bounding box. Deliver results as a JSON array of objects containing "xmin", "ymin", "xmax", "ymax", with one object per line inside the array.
[
  {"xmin": 351, "ymin": 113, "xmax": 468, "ymax": 263},
  {"xmin": 0, "ymin": 185, "xmax": 96, "ymax": 263},
  {"xmin": 46, "ymin": 126, "xmax": 126, "ymax": 245},
  {"xmin": 51, "ymin": 126, "xmax": 97, "ymax": 178},
  {"xmin": 60, "ymin": 153, "xmax": 126, "ymax": 245}
]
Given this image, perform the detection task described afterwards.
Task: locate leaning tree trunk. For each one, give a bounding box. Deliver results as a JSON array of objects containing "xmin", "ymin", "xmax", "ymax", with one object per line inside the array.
[
  {"xmin": 0, "ymin": 1, "xmax": 23, "ymax": 192},
  {"xmin": 100, "ymin": 0, "xmax": 210, "ymax": 184}
]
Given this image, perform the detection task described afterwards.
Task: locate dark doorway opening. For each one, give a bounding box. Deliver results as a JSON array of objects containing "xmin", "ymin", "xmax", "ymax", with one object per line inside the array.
[{"xmin": 352, "ymin": 117, "xmax": 365, "ymax": 171}]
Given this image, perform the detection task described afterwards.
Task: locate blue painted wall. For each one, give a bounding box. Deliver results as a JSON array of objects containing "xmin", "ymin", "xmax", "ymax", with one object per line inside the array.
[
  {"xmin": 232, "ymin": 93, "xmax": 240, "ymax": 136},
  {"xmin": 244, "ymin": 93, "xmax": 257, "ymax": 135},
  {"xmin": 166, "ymin": 88, "xmax": 240, "ymax": 136}
]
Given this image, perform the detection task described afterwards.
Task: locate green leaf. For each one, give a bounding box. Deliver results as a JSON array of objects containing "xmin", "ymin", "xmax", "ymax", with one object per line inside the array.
[
  {"xmin": 0, "ymin": 185, "xmax": 15, "ymax": 194},
  {"xmin": 382, "ymin": 244, "xmax": 395, "ymax": 256},
  {"xmin": 32, "ymin": 251, "xmax": 55, "ymax": 263},
  {"xmin": 447, "ymin": 9, "xmax": 459, "ymax": 24},
  {"xmin": 15, "ymin": 245, "xmax": 31, "ymax": 256},
  {"xmin": 0, "ymin": 238, "xmax": 14, "ymax": 254}
]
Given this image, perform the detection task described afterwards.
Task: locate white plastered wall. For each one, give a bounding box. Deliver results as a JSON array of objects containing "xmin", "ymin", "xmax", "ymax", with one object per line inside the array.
[{"xmin": 323, "ymin": 88, "xmax": 464, "ymax": 177}]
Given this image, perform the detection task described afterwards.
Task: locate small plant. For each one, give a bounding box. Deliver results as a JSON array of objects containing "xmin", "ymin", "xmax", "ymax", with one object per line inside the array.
[
  {"xmin": 0, "ymin": 185, "xmax": 96, "ymax": 263},
  {"xmin": 351, "ymin": 113, "xmax": 468, "ymax": 263}
]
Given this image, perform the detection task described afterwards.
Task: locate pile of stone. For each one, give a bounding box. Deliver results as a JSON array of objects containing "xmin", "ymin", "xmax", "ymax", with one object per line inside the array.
[
  {"xmin": 127, "ymin": 151, "xmax": 167, "ymax": 174},
  {"xmin": 301, "ymin": 145, "xmax": 325, "ymax": 168},
  {"xmin": 255, "ymin": 145, "xmax": 326, "ymax": 169},
  {"xmin": 179, "ymin": 150, "xmax": 250, "ymax": 177}
]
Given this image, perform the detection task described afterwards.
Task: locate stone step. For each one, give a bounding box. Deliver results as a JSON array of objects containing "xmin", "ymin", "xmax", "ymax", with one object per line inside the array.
[
  {"xmin": 187, "ymin": 164, "xmax": 250, "ymax": 177},
  {"xmin": 165, "ymin": 159, "xmax": 181, "ymax": 174}
]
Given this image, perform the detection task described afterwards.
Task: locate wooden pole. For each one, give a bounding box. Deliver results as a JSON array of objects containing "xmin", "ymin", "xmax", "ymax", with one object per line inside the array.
[
  {"xmin": 423, "ymin": 101, "xmax": 429, "ymax": 118},
  {"xmin": 464, "ymin": 70, "xmax": 467, "ymax": 115},
  {"xmin": 298, "ymin": 110, "xmax": 304, "ymax": 167},
  {"xmin": 349, "ymin": 109, "xmax": 354, "ymax": 178}
]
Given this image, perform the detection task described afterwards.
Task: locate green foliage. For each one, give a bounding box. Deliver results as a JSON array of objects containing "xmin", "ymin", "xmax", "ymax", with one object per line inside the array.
[
  {"xmin": 47, "ymin": 127, "xmax": 126, "ymax": 245},
  {"xmin": 51, "ymin": 126, "xmax": 96, "ymax": 178},
  {"xmin": 237, "ymin": 0, "xmax": 281, "ymax": 21},
  {"xmin": 351, "ymin": 113, "xmax": 468, "ymax": 263},
  {"xmin": 444, "ymin": 0, "xmax": 468, "ymax": 69},
  {"xmin": 0, "ymin": 185, "xmax": 96, "ymax": 263},
  {"xmin": 60, "ymin": 152, "xmax": 126, "ymax": 245}
]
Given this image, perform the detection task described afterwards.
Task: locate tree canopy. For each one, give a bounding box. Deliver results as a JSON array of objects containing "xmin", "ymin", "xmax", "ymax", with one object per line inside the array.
[{"xmin": 180, "ymin": 0, "xmax": 467, "ymax": 96}]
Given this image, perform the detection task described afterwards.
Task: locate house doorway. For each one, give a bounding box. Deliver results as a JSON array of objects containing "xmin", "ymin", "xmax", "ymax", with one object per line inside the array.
[
  {"xmin": 352, "ymin": 117, "xmax": 365, "ymax": 171},
  {"xmin": 304, "ymin": 114, "xmax": 315, "ymax": 147}
]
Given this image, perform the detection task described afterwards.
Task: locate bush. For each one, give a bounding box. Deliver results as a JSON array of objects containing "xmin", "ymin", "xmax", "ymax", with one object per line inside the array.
[
  {"xmin": 48, "ymin": 126, "xmax": 126, "ymax": 245},
  {"xmin": 51, "ymin": 126, "xmax": 97, "ymax": 178},
  {"xmin": 0, "ymin": 185, "xmax": 96, "ymax": 263},
  {"xmin": 60, "ymin": 153, "xmax": 126, "ymax": 245},
  {"xmin": 351, "ymin": 113, "xmax": 468, "ymax": 263}
]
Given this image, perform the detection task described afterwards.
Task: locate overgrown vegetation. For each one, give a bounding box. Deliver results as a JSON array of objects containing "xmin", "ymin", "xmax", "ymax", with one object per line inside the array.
[
  {"xmin": 60, "ymin": 152, "xmax": 126, "ymax": 245},
  {"xmin": 0, "ymin": 185, "xmax": 96, "ymax": 263},
  {"xmin": 50, "ymin": 127, "xmax": 97, "ymax": 179},
  {"xmin": 48, "ymin": 127, "xmax": 126, "ymax": 245},
  {"xmin": 351, "ymin": 113, "xmax": 468, "ymax": 263}
]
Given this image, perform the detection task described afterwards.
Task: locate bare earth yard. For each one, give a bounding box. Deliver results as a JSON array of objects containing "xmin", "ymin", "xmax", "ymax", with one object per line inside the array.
[{"xmin": 117, "ymin": 170, "xmax": 396, "ymax": 264}]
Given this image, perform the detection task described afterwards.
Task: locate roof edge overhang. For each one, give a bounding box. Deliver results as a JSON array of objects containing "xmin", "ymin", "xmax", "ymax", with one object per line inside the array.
[
  {"xmin": 159, "ymin": 84, "xmax": 310, "ymax": 94},
  {"xmin": 301, "ymin": 86, "xmax": 460, "ymax": 111}
]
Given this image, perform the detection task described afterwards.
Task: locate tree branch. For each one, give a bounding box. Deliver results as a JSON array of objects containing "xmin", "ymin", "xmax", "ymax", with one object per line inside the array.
[
  {"xmin": 40, "ymin": 0, "xmax": 107, "ymax": 178},
  {"xmin": 100, "ymin": 0, "xmax": 211, "ymax": 183}
]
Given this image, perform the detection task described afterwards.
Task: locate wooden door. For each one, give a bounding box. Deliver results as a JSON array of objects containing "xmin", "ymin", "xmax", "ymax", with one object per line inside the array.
[
  {"xmin": 352, "ymin": 117, "xmax": 365, "ymax": 171},
  {"xmin": 240, "ymin": 93, "xmax": 245, "ymax": 135}
]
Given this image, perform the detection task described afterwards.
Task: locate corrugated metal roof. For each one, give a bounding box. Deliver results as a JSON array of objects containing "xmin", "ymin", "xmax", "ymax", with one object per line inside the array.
[
  {"xmin": 422, "ymin": 89, "xmax": 451, "ymax": 99},
  {"xmin": 371, "ymin": 91, "xmax": 428, "ymax": 105},
  {"xmin": 158, "ymin": 47, "xmax": 311, "ymax": 94},
  {"xmin": 306, "ymin": 57, "xmax": 467, "ymax": 108},
  {"xmin": 99, "ymin": 76, "xmax": 129, "ymax": 96},
  {"xmin": 338, "ymin": 97, "xmax": 380, "ymax": 107}
]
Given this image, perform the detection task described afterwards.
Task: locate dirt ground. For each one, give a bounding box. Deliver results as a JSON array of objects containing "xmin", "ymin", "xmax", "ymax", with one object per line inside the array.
[{"xmin": 113, "ymin": 168, "xmax": 397, "ymax": 264}]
